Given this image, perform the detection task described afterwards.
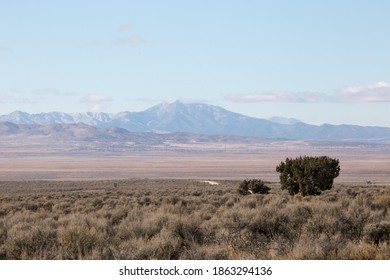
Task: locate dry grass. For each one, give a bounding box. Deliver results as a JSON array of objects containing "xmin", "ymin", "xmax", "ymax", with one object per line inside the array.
[{"xmin": 1, "ymin": 179, "xmax": 390, "ymax": 260}]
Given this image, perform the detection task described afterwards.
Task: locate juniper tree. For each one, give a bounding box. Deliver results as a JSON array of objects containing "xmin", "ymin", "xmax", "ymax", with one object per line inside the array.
[{"xmin": 276, "ymin": 156, "xmax": 340, "ymax": 196}]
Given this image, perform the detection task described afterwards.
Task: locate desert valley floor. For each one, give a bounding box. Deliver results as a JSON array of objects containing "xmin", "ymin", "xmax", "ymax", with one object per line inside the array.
[{"xmin": 1, "ymin": 140, "xmax": 389, "ymax": 183}]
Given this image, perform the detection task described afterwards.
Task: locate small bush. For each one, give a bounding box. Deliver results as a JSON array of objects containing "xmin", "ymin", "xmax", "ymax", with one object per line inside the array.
[
  {"xmin": 238, "ymin": 179, "xmax": 270, "ymax": 195},
  {"xmin": 57, "ymin": 220, "xmax": 99, "ymax": 259},
  {"xmin": 364, "ymin": 222, "xmax": 390, "ymax": 246}
]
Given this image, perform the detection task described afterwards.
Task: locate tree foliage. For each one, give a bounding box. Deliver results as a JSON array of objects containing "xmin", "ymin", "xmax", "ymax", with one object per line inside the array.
[
  {"xmin": 276, "ymin": 156, "xmax": 340, "ymax": 196},
  {"xmin": 238, "ymin": 179, "xmax": 270, "ymax": 195}
]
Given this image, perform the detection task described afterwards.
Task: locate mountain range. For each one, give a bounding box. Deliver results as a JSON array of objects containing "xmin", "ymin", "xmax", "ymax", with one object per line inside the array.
[{"xmin": 1, "ymin": 100, "xmax": 390, "ymax": 143}]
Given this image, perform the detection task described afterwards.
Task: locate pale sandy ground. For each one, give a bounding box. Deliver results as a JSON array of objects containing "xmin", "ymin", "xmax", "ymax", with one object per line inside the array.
[{"xmin": 1, "ymin": 147, "xmax": 389, "ymax": 184}]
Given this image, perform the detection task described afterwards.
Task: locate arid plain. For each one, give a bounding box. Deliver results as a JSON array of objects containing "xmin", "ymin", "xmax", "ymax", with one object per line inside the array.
[
  {"xmin": 1, "ymin": 137, "xmax": 390, "ymax": 260},
  {"xmin": 1, "ymin": 139, "xmax": 389, "ymax": 183}
]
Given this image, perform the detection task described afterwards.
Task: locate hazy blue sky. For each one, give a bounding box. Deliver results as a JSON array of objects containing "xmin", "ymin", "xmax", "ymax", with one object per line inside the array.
[{"xmin": 1, "ymin": 0, "xmax": 389, "ymax": 127}]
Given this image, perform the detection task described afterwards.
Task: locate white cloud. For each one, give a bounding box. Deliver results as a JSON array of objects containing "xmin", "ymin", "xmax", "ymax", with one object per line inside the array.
[
  {"xmin": 337, "ymin": 81, "xmax": 390, "ymax": 102},
  {"xmin": 226, "ymin": 91, "xmax": 327, "ymax": 103},
  {"xmin": 81, "ymin": 94, "xmax": 113, "ymax": 112},
  {"xmin": 226, "ymin": 82, "xmax": 390, "ymax": 103}
]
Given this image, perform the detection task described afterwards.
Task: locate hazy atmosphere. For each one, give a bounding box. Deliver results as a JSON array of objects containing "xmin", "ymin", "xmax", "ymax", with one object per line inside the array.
[
  {"xmin": 2, "ymin": 1, "xmax": 390, "ymax": 264},
  {"xmin": 1, "ymin": 0, "xmax": 389, "ymax": 127}
]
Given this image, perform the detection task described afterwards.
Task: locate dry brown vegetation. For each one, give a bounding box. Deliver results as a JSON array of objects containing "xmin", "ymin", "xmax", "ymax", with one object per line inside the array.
[{"xmin": 1, "ymin": 179, "xmax": 390, "ymax": 260}]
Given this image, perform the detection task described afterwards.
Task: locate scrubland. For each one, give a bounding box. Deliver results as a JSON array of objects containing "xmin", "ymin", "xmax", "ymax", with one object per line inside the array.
[{"xmin": 1, "ymin": 179, "xmax": 390, "ymax": 260}]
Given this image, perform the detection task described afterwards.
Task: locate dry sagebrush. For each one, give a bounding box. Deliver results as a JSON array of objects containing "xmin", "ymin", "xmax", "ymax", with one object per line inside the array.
[{"xmin": 1, "ymin": 179, "xmax": 390, "ymax": 260}]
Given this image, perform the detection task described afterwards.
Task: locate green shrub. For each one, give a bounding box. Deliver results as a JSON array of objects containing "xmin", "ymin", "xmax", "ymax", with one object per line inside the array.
[
  {"xmin": 238, "ymin": 179, "xmax": 270, "ymax": 195},
  {"xmin": 276, "ymin": 156, "xmax": 340, "ymax": 196}
]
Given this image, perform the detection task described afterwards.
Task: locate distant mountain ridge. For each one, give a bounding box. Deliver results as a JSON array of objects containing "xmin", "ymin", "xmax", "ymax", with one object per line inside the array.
[{"xmin": 1, "ymin": 100, "xmax": 390, "ymax": 143}]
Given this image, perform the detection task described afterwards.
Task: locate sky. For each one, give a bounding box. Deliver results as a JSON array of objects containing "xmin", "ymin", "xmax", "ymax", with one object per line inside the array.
[{"xmin": 1, "ymin": 0, "xmax": 389, "ymax": 127}]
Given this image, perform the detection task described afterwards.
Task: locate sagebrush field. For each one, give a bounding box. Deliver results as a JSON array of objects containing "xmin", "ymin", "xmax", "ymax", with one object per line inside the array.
[{"xmin": 1, "ymin": 179, "xmax": 390, "ymax": 260}]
